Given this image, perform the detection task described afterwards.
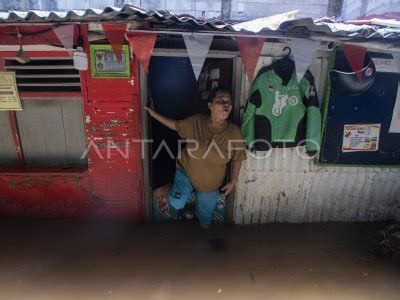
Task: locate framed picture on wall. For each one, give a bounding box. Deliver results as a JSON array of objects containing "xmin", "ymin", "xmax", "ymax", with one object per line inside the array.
[{"xmin": 90, "ymin": 45, "xmax": 130, "ymax": 78}]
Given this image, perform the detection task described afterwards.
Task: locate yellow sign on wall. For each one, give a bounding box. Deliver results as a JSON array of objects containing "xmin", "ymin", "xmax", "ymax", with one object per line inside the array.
[
  {"xmin": 0, "ymin": 72, "xmax": 22, "ymax": 111},
  {"xmin": 342, "ymin": 124, "xmax": 381, "ymax": 152}
]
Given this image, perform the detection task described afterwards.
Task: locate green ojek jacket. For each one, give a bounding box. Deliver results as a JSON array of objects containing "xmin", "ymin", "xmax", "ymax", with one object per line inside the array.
[{"xmin": 241, "ymin": 61, "xmax": 322, "ymax": 154}]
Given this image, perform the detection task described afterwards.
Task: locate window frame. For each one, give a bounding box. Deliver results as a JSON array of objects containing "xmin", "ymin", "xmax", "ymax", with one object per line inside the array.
[{"xmin": 0, "ymin": 50, "xmax": 88, "ymax": 173}]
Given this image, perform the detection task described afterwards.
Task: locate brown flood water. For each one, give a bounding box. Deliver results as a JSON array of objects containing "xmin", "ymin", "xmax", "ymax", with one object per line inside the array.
[{"xmin": 0, "ymin": 218, "xmax": 399, "ymax": 300}]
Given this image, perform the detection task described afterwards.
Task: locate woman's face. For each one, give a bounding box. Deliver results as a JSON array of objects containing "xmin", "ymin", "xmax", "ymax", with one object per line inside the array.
[{"xmin": 208, "ymin": 91, "xmax": 232, "ymax": 120}]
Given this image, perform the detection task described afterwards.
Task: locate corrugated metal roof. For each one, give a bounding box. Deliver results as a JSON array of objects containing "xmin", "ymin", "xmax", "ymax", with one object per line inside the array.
[
  {"xmin": 0, "ymin": 5, "xmax": 230, "ymax": 29},
  {"xmin": 0, "ymin": 4, "xmax": 400, "ymax": 40}
]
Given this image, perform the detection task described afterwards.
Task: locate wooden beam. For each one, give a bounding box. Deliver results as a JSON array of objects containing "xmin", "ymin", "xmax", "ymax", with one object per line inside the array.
[
  {"xmin": 139, "ymin": 65, "xmax": 153, "ymax": 222},
  {"xmin": 152, "ymin": 48, "xmax": 239, "ymax": 58},
  {"xmin": 16, "ymin": 74, "xmax": 80, "ymax": 78},
  {"xmin": 4, "ymin": 65, "xmax": 75, "ymax": 70},
  {"xmin": 17, "ymin": 83, "xmax": 81, "ymax": 87},
  {"xmin": 7, "ymin": 112, "xmax": 24, "ymax": 165}
]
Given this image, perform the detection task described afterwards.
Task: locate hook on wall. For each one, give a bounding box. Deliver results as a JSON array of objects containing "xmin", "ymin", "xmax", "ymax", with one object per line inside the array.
[
  {"xmin": 15, "ymin": 27, "xmax": 30, "ymax": 64},
  {"xmin": 283, "ymin": 46, "xmax": 291, "ymax": 57}
]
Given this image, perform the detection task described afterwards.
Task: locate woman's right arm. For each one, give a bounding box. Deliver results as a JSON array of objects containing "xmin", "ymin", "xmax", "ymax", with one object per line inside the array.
[{"xmin": 144, "ymin": 106, "xmax": 177, "ymax": 131}]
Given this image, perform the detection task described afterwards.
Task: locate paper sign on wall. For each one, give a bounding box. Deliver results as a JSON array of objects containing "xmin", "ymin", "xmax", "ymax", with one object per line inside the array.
[
  {"xmin": 0, "ymin": 72, "xmax": 22, "ymax": 111},
  {"xmin": 371, "ymin": 57, "xmax": 398, "ymax": 73},
  {"xmin": 342, "ymin": 124, "xmax": 380, "ymax": 152},
  {"xmin": 90, "ymin": 45, "xmax": 130, "ymax": 78}
]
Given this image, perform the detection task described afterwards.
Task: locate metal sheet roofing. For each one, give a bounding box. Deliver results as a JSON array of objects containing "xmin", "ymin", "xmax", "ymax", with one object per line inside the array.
[{"xmin": 0, "ymin": 4, "xmax": 400, "ymax": 40}]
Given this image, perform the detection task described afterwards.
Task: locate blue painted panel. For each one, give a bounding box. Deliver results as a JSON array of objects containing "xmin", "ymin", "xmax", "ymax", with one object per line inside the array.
[{"xmin": 320, "ymin": 51, "xmax": 400, "ymax": 165}]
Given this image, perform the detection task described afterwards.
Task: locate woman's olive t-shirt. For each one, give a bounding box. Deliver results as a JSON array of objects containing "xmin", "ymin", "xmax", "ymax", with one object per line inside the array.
[{"xmin": 175, "ymin": 114, "xmax": 247, "ymax": 192}]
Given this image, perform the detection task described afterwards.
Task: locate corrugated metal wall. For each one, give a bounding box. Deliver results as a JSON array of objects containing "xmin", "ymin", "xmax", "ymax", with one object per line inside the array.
[
  {"xmin": 234, "ymin": 148, "xmax": 400, "ymax": 224},
  {"xmin": 233, "ymin": 44, "xmax": 400, "ymax": 224}
]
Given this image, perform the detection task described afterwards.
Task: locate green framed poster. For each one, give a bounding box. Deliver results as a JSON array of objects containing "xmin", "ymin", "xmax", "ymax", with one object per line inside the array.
[{"xmin": 90, "ymin": 45, "xmax": 130, "ymax": 78}]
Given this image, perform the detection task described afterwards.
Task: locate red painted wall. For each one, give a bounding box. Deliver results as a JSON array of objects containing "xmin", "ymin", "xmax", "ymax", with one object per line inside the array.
[{"xmin": 0, "ymin": 25, "xmax": 144, "ymax": 220}]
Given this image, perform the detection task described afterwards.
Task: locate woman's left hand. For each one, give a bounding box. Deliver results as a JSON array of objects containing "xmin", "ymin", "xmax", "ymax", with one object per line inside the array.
[{"xmin": 221, "ymin": 181, "xmax": 236, "ymax": 197}]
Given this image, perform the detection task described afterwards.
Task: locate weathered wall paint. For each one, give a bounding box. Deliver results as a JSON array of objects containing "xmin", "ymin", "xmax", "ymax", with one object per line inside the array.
[
  {"xmin": 0, "ymin": 173, "xmax": 96, "ymax": 218},
  {"xmin": 234, "ymin": 148, "xmax": 400, "ymax": 224},
  {"xmin": 0, "ymin": 25, "xmax": 144, "ymax": 220},
  {"xmin": 85, "ymin": 102, "xmax": 144, "ymax": 220}
]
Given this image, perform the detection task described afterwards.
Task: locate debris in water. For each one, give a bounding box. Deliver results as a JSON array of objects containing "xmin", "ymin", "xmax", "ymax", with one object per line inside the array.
[{"xmin": 376, "ymin": 223, "xmax": 400, "ymax": 259}]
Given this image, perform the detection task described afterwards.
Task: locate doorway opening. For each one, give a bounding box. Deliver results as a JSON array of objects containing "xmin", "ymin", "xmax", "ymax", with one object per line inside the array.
[{"xmin": 147, "ymin": 55, "xmax": 235, "ymax": 223}]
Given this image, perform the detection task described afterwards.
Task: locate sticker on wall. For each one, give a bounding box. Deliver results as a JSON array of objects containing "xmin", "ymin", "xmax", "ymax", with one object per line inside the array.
[
  {"xmin": 342, "ymin": 124, "xmax": 381, "ymax": 152},
  {"xmin": 0, "ymin": 72, "xmax": 22, "ymax": 111},
  {"xmin": 371, "ymin": 57, "xmax": 398, "ymax": 73},
  {"xmin": 90, "ymin": 44, "xmax": 130, "ymax": 78}
]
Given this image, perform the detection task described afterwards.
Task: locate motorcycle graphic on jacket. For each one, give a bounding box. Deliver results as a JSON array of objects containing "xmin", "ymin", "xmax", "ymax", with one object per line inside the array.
[{"xmin": 272, "ymin": 91, "xmax": 299, "ymax": 116}]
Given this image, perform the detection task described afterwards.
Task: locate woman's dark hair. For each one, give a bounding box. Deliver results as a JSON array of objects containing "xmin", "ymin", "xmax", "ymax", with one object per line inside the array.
[{"xmin": 207, "ymin": 87, "xmax": 231, "ymax": 104}]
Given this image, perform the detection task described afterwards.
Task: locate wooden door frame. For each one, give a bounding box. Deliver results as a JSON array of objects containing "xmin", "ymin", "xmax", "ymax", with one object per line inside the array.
[{"xmin": 140, "ymin": 49, "xmax": 242, "ymax": 223}]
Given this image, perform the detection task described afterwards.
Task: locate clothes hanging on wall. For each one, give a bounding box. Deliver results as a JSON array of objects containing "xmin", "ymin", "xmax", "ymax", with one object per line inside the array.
[{"xmin": 241, "ymin": 57, "xmax": 321, "ymax": 155}]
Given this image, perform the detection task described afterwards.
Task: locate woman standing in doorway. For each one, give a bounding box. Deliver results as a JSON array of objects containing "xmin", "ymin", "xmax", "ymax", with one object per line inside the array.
[{"xmin": 145, "ymin": 88, "xmax": 247, "ymax": 228}]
